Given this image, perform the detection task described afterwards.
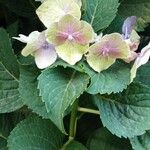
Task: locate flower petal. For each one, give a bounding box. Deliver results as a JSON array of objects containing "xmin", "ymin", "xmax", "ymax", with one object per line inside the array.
[
  {"xmin": 131, "ymin": 42, "xmax": 150, "ymax": 82},
  {"xmin": 88, "ymin": 33, "xmax": 130, "ymax": 59},
  {"xmin": 74, "ymin": 0, "xmax": 82, "ymax": 7},
  {"xmin": 122, "ymin": 16, "xmax": 137, "ymax": 39},
  {"xmin": 56, "ymin": 41, "xmax": 88, "ymax": 65},
  {"xmin": 21, "ymin": 31, "xmax": 41, "ymax": 56},
  {"xmin": 34, "ymin": 45, "xmax": 57, "ymax": 69},
  {"xmin": 124, "ymin": 51, "xmax": 138, "ymax": 63},
  {"xmin": 86, "ymin": 54, "xmax": 116, "ymax": 72},
  {"xmin": 36, "ymin": 0, "xmax": 81, "ymax": 28},
  {"xmin": 13, "ymin": 34, "xmax": 29, "ymax": 43},
  {"xmin": 46, "ymin": 15, "xmax": 94, "ymax": 46}
]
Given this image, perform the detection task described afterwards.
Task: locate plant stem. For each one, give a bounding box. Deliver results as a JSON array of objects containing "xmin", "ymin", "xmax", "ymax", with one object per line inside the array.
[
  {"xmin": 61, "ymin": 100, "xmax": 79, "ymax": 149},
  {"xmin": 69, "ymin": 99, "xmax": 79, "ymax": 139},
  {"xmin": 78, "ymin": 107, "xmax": 100, "ymax": 115}
]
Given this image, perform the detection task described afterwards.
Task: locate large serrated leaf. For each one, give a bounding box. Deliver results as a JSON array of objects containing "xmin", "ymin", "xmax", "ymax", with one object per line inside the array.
[
  {"xmin": 0, "ymin": 63, "xmax": 23, "ymax": 113},
  {"xmin": 87, "ymin": 128, "xmax": 131, "ymax": 150},
  {"xmin": 0, "ymin": 28, "xmax": 19, "ymax": 80},
  {"xmin": 19, "ymin": 65, "xmax": 51, "ymax": 119},
  {"xmin": 7, "ymin": 116, "xmax": 65, "ymax": 150},
  {"xmin": 38, "ymin": 67, "xmax": 90, "ymax": 133},
  {"xmin": 118, "ymin": 0, "xmax": 150, "ymax": 31},
  {"xmin": 82, "ymin": 0, "xmax": 119, "ymax": 32},
  {"xmin": 0, "ymin": 28, "xmax": 23, "ymax": 113},
  {"xmin": 136, "ymin": 62, "xmax": 150, "ymax": 88},
  {"xmin": 94, "ymin": 83, "xmax": 150, "ymax": 138},
  {"xmin": 83, "ymin": 61, "xmax": 130, "ymax": 95},
  {"xmin": 0, "ymin": 113, "xmax": 25, "ymax": 150},
  {"xmin": 130, "ymin": 130, "xmax": 150, "ymax": 150}
]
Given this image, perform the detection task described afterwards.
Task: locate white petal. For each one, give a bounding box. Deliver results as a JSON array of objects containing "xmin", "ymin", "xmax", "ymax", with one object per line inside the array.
[
  {"xmin": 13, "ymin": 34, "xmax": 29, "ymax": 43},
  {"xmin": 34, "ymin": 46, "xmax": 57, "ymax": 69},
  {"xmin": 130, "ymin": 42, "xmax": 150, "ymax": 82}
]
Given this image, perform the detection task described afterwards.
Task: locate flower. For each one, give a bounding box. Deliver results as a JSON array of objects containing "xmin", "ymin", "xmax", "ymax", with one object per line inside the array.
[
  {"xmin": 46, "ymin": 15, "xmax": 94, "ymax": 65},
  {"xmin": 86, "ymin": 33, "xmax": 130, "ymax": 72},
  {"xmin": 13, "ymin": 31, "xmax": 57, "ymax": 69},
  {"xmin": 130, "ymin": 42, "xmax": 150, "ymax": 82},
  {"xmin": 36, "ymin": 0, "xmax": 81, "ymax": 28},
  {"xmin": 122, "ymin": 16, "xmax": 140, "ymax": 63},
  {"xmin": 35, "ymin": 0, "xmax": 81, "ymax": 6}
]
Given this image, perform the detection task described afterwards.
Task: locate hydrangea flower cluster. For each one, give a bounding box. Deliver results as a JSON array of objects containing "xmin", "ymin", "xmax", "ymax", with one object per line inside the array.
[{"xmin": 14, "ymin": 0, "xmax": 150, "ymax": 82}]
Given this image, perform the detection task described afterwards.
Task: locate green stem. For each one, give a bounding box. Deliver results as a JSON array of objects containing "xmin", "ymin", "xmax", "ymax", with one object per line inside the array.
[
  {"xmin": 69, "ymin": 99, "xmax": 79, "ymax": 139},
  {"xmin": 61, "ymin": 100, "xmax": 79, "ymax": 149},
  {"xmin": 78, "ymin": 107, "xmax": 100, "ymax": 115}
]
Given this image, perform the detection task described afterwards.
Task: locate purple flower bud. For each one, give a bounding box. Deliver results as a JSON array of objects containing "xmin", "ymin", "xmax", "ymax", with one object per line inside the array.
[{"xmin": 122, "ymin": 16, "xmax": 137, "ymax": 39}]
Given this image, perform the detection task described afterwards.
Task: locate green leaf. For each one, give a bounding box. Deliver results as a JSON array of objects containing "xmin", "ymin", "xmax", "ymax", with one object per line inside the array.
[
  {"xmin": 7, "ymin": 115, "xmax": 65, "ymax": 150},
  {"xmin": 87, "ymin": 128, "xmax": 131, "ymax": 150},
  {"xmin": 0, "ymin": 63, "xmax": 23, "ymax": 113},
  {"xmin": 0, "ymin": 113, "xmax": 24, "ymax": 150},
  {"xmin": 0, "ymin": 138, "xmax": 7, "ymax": 150},
  {"xmin": 82, "ymin": 0, "xmax": 120, "ymax": 32},
  {"xmin": 94, "ymin": 83, "xmax": 150, "ymax": 138},
  {"xmin": 83, "ymin": 61, "xmax": 131, "ymax": 94},
  {"xmin": 130, "ymin": 130, "xmax": 150, "ymax": 150},
  {"xmin": 136, "ymin": 62, "xmax": 150, "ymax": 88},
  {"xmin": 63, "ymin": 141, "xmax": 88, "ymax": 150},
  {"xmin": 0, "ymin": 28, "xmax": 19, "ymax": 80},
  {"xmin": 19, "ymin": 65, "xmax": 50, "ymax": 119},
  {"xmin": 38, "ymin": 67, "xmax": 90, "ymax": 132},
  {"xmin": 118, "ymin": 0, "xmax": 150, "ymax": 31}
]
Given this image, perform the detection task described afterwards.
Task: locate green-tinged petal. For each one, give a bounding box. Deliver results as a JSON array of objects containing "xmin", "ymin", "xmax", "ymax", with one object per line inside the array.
[
  {"xmin": 102, "ymin": 33, "xmax": 130, "ymax": 59},
  {"xmin": 21, "ymin": 31, "xmax": 41, "ymax": 56},
  {"xmin": 88, "ymin": 33, "xmax": 130, "ymax": 59},
  {"xmin": 74, "ymin": 0, "xmax": 82, "ymax": 7},
  {"xmin": 131, "ymin": 42, "xmax": 150, "ymax": 82},
  {"xmin": 46, "ymin": 15, "xmax": 94, "ymax": 46},
  {"xmin": 86, "ymin": 54, "xmax": 116, "ymax": 72},
  {"xmin": 36, "ymin": 0, "xmax": 81, "ymax": 28},
  {"xmin": 56, "ymin": 41, "xmax": 88, "ymax": 65}
]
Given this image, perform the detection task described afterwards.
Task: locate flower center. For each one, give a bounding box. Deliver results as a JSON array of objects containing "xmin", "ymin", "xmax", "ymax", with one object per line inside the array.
[{"xmin": 41, "ymin": 41, "xmax": 54, "ymax": 50}]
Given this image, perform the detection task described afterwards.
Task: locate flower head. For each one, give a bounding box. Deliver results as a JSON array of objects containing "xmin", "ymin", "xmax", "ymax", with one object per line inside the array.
[
  {"xmin": 86, "ymin": 33, "xmax": 130, "ymax": 72},
  {"xmin": 131, "ymin": 42, "xmax": 150, "ymax": 82},
  {"xmin": 36, "ymin": 0, "xmax": 81, "ymax": 28},
  {"xmin": 13, "ymin": 31, "xmax": 57, "ymax": 69},
  {"xmin": 46, "ymin": 15, "xmax": 94, "ymax": 65}
]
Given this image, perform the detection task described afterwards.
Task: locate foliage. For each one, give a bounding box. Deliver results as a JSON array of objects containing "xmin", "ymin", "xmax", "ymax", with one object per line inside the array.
[{"xmin": 0, "ymin": 0, "xmax": 150, "ymax": 149}]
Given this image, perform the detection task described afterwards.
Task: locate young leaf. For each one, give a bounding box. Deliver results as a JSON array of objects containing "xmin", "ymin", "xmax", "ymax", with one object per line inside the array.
[
  {"xmin": 130, "ymin": 130, "xmax": 150, "ymax": 150},
  {"xmin": 118, "ymin": 0, "xmax": 150, "ymax": 31},
  {"xmin": 19, "ymin": 65, "xmax": 50, "ymax": 119},
  {"xmin": 0, "ymin": 63, "xmax": 23, "ymax": 113},
  {"xmin": 0, "ymin": 28, "xmax": 19, "ymax": 79},
  {"xmin": 7, "ymin": 116, "xmax": 65, "ymax": 150},
  {"xmin": 38, "ymin": 67, "xmax": 90, "ymax": 132},
  {"xmin": 83, "ymin": 61, "xmax": 130, "ymax": 94},
  {"xmin": 82, "ymin": 0, "xmax": 120, "ymax": 32},
  {"xmin": 87, "ymin": 128, "xmax": 131, "ymax": 150},
  {"xmin": 94, "ymin": 83, "xmax": 150, "ymax": 138}
]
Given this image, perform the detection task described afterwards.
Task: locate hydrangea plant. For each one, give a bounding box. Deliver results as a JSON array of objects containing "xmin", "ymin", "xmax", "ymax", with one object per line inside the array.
[{"xmin": 0, "ymin": 0, "xmax": 150, "ymax": 149}]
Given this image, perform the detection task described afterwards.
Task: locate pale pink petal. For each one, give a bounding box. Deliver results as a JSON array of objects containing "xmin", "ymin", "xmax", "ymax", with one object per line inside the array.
[
  {"xmin": 131, "ymin": 42, "xmax": 150, "ymax": 82},
  {"xmin": 34, "ymin": 44, "xmax": 57, "ymax": 69}
]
